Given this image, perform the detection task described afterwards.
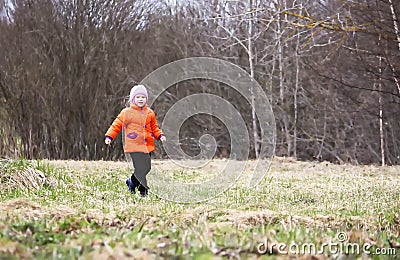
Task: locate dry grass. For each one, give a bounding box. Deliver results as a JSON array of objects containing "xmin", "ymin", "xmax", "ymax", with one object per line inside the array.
[
  {"xmin": 0, "ymin": 159, "xmax": 58, "ymax": 192},
  {"xmin": 0, "ymin": 199, "xmax": 77, "ymax": 221}
]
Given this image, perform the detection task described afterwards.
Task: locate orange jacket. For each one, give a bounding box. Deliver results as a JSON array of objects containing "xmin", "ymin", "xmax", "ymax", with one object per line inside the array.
[{"xmin": 105, "ymin": 104, "xmax": 163, "ymax": 153}]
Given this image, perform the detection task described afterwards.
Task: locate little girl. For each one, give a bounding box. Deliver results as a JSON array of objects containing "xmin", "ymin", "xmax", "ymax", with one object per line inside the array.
[{"xmin": 105, "ymin": 84, "xmax": 166, "ymax": 197}]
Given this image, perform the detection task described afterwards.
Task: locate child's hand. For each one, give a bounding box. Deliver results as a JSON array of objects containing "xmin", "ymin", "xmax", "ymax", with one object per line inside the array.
[
  {"xmin": 160, "ymin": 135, "xmax": 166, "ymax": 142},
  {"xmin": 105, "ymin": 137, "xmax": 112, "ymax": 145}
]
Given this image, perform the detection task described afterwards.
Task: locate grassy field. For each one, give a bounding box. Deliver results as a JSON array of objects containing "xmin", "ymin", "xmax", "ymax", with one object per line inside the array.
[{"xmin": 0, "ymin": 157, "xmax": 399, "ymax": 259}]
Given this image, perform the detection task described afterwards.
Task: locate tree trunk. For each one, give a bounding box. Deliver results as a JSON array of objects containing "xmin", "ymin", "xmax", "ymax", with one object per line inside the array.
[{"xmin": 248, "ymin": 0, "xmax": 260, "ymax": 158}]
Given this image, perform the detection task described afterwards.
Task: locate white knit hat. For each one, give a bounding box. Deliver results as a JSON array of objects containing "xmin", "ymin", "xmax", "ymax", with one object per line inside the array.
[{"xmin": 129, "ymin": 84, "xmax": 148, "ymax": 103}]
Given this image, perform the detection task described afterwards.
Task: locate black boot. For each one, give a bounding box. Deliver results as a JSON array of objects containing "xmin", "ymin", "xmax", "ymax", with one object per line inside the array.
[{"xmin": 138, "ymin": 185, "xmax": 148, "ymax": 197}]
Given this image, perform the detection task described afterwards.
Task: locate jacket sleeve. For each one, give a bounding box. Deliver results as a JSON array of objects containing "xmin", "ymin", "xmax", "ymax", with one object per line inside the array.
[
  {"xmin": 105, "ymin": 109, "xmax": 125, "ymax": 139},
  {"xmin": 150, "ymin": 111, "xmax": 163, "ymax": 139}
]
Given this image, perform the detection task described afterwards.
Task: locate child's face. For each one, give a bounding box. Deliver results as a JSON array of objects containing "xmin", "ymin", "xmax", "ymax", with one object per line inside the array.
[{"xmin": 134, "ymin": 94, "xmax": 147, "ymax": 107}]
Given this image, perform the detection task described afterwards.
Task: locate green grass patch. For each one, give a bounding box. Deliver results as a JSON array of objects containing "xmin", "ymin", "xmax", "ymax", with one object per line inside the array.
[{"xmin": 0, "ymin": 158, "xmax": 399, "ymax": 259}]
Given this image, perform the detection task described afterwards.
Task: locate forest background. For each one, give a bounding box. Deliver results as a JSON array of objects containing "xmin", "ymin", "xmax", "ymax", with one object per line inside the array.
[{"xmin": 1, "ymin": 0, "xmax": 399, "ymax": 166}]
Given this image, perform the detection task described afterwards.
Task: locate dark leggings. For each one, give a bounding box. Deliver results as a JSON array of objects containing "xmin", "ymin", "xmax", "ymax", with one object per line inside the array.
[{"xmin": 130, "ymin": 152, "xmax": 151, "ymax": 193}]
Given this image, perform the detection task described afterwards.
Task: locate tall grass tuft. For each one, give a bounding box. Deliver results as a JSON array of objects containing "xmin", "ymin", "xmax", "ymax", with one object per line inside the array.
[{"xmin": 0, "ymin": 159, "xmax": 58, "ymax": 192}]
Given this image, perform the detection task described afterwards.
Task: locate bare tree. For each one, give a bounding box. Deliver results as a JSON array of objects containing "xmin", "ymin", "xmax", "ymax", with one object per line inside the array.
[{"xmin": 1, "ymin": 0, "xmax": 399, "ymax": 164}]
